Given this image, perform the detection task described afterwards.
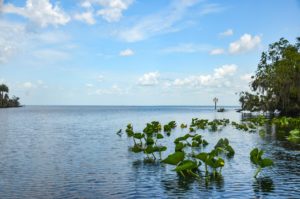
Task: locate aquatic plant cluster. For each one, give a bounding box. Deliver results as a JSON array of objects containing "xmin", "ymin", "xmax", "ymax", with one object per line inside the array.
[
  {"xmin": 234, "ymin": 115, "xmax": 300, "ymax": 143},
  {"xmin": 117, "ymin": 117, "xmax": 282, "ymax": 179}
]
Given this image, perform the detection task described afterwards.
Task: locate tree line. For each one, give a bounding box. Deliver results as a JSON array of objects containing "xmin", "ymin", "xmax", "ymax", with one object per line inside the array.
[
  {"xmin": 239, "ymin": 37, "xmax": 300, "ymax": 116},
  {"xmin": 0, "ymin": 84, "xmax": 20, "ymax": 108}
]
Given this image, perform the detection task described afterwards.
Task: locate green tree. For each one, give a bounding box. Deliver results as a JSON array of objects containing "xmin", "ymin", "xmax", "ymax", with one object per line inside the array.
[
  {"xmin": 0, "ymin": 84, "xmax": 9, "ymax": 107},
  {"xmin": 239, "ymin": 37, "xmax": 300, "ymax": 116}
]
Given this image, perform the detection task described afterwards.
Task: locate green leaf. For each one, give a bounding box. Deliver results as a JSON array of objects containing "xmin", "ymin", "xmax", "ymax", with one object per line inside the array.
[
  {"xmin": 174, "ymin": 134, "xmax": 193, "ymax": 144},
  {"xmin": 134, "ymin": 133, "xmax": 144, "ymax": 139},
  {"xmin": 289, "ymin": 129, "xmax": 300, "ymax": 136},
  {"xmin": 250, "ymin": 148, "xmax": 258, "ymax": 157},
  {"xmin": 146, "ymin": 137, "xmax": 154, "ymax": 145},
  {"xmin": 157, "ymin": 133, "xmax": 164, "ymax": 139},
  {"xmin": 159, "ymin": 146, "xmax": 167, "ymax": 151},
  {"xmin": 192, "ymin": 141, "xmax": 199, "ymax": 147},
  {"xmin": 195, "ymin": 152, "xmax": 208, "ymax": 162},
  {"xmin": 126, "ymin": 130, "xmax": 134, "ymax": 137},
  {"xmin": 175, "ymin": 142, "xmax": 186, "ymax": 152},
  {"xmin": 260, "ymin": 158, "xmax": 274, "ymax": 168},
  {"xmin": 161, "ymin": 152, "xmax": 185, "ymax": 165},
  {"xmin": 145, "ymin": 145, "xmax": 154, "ymax": 153},
  {"xmin": 132, "ymin": 144, "xmax": 143, "ymax": 153},
  {"xmin": 168, "ymin": 121, "xmax": 177, "ymax": 128},
  {"xmin": 225, "ymin": 145, "xmax": 235, "ymax": 156},
  {"xmin": 173, "ymin": 160, "xmax": 198, "ymax": 172},
  {"xmin": 164, "ymin": 124, "xmax": 171, "ymax": 132},
  {"xmin": 224, "ymin": 138, "xmax": 229, "ymax": 146},
  {"xmin": 259, "ymin": 131, "xmax": 265, "ymax": 136},
  {"xmin": 206, "ymin": 156, "xmax": 225, "ymax": 168},
  {"xmin": 287, "ymin": 135, "xmax": 300, "ymax": 143},
  {"xmin": 202, "ymin": 139, "xmax": 208, "ymax": 146}
]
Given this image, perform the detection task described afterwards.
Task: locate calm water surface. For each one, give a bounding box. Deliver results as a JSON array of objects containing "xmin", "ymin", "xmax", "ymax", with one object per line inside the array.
[{"xmin": 0, "ymin": 106, "xmax": 299, "ymax": 198}]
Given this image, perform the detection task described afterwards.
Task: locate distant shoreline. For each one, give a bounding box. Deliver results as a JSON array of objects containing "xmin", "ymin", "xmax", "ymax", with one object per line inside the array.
[{"xmin": 0, "ymin": 105, "xmax": 23, "ymax": 109}]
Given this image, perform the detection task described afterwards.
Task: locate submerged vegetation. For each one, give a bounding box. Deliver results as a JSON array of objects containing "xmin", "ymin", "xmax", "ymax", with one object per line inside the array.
[
  {"xmin": 239, "ymin": 37, "xmax": 300, "ymax": 116},
  {"xmin": 0, "ymin": 84, "xmax": 21, "ymax": 108}
]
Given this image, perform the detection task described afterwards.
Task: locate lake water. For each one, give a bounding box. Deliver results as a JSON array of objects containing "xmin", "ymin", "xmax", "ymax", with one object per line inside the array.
[{"xmin": 0, "ymin": 106, "xmax": 299, "ymax": 198}]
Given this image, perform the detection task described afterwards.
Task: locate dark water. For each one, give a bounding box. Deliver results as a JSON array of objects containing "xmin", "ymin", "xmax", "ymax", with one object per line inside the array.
[{"xmin": 0, "ymin": 106, "xmax": 299, "ymax": 198}]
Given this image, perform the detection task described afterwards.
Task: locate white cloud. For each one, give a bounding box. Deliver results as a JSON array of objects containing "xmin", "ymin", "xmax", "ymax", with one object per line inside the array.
[
  {"xmin": 81, "ymin": 1, "xmax": 92, "ymax": 8},
  {"xmin": 0, "ymin": 21, "xmax": 25, "ymax": 62},
  {"xmin": 219, "ymin": 29, "xmax": 233, "ymax": 37},
  {"xmin": 23, "ymin": 82, "xmax": 36, "ymax": 89},
  {"xmin": 171, "ymin": 64, "xmax": 238, "ymax": 88},
  {"xmin": 161, "ymin": 43, "xmax": 211, "ymax": 54},
  {"xmin": 98, "ymin": 74, "xmax": 104, "ymax": 83},
  {"xmin": 74, "ymin": 11, "xmax": 97, "ymax": 25},
  {"xmin": 37, "ymin": 80, "xmax": 44, "ymax": 84},
  {"xmin": 119, "ymin": 0, "xmax": 219, "ymax": 42},
  {"xmin": 36, "ymin": 80, "xmax": 48, "ymax": 88},
  {"xmin": 214, "ymin": 64, "xmax": 237, "ymax": 78},
  {"xmin": 86, "ymin": 83, "xmax": 94, "ymax": 87},
  {"xmin": 3, "ymin": 0, "xmax": 70, "ymax": 27},
  {"xmin": 119, "ymin": 48, "xmax": 135, "ymax": 56},
  {"xmin": 210, "ymin": 48, "xmax": 224, "ymax": 55},
  {"xmin": 229, "ymin": 34, "xmax": 262, "ymax": 54},
  {"xmin": 75, "ymin": 0, "xmax": 134, "ymax": 24},
  {"xmin": 96, "ymin": 0, "xmax": 134, "ymax": 22},
  {"xmin": 199, "ymin": 3, "xmax": 224, "ymax": 15},
  {"xmin": 80, "ymin": 0, "xmax": 134, "ymax": 22},
  {"xmin": 138, "ymin": 72, "xmax": 160, "ymax": 86},
  {"xmin": 240, "ymin": 73, "xmax": 253, "ymax": 82}
]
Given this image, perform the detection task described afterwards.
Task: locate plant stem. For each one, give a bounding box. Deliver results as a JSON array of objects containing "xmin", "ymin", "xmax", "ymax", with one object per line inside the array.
[
  {"xmin": 145, "ymin": 151, "xmax": 150, "ymax": 159},
  {"xmin": 218, "ymin": 167, "xmax": 222, "ymax": 177},
  {"xmin": 139, "ymin": 139, "xmax": 142, "ymax": 146},
  {"xmin": 133, "ymin": 137, "xmax": 136, "ymax": 145},
  {"xmin": 253, "ymin": 166, "xmax": 261, "ymax": 178},
  {"xmin": 213, "ymin": 168, "xmax": 216, "ymax": 178},
  {"xmin": 188, "ymin": 170, "xmax": 200, "ymax": 178},
  {"xmin": 179, "ymin": 170, "xmax": 185, "ymax": 178},
  {"xmin": 159, "ymin": 151, "xmax": 162, "ymax": 160},
  {"xmin": 205, "ymin": 163, "xmax": 208, "ymax": 175},
  {"xmin": 152, "ymin": 153, "xmax": 156, "ymax": 160}
]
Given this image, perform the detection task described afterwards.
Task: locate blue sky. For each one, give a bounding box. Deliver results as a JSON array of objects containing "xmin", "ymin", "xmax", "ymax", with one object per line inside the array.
[{"xmin": 0, "ymin": 0, "xmax": 299, "ymax": 105}]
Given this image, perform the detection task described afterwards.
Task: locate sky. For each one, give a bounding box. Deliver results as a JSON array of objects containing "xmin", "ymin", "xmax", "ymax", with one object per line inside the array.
[{"xmin": 0, "ymin": 0, "xmax": 299, "ymax": 106}]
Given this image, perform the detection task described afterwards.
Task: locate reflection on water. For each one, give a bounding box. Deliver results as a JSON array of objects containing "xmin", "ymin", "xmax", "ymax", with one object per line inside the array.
[
  {"xmin": 0, "ymin": 106, "xmax": 299, "ymax": 198},
  {"xmin": 252, "ymin": 177, "xmax": 274, "ymax": 194}
]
